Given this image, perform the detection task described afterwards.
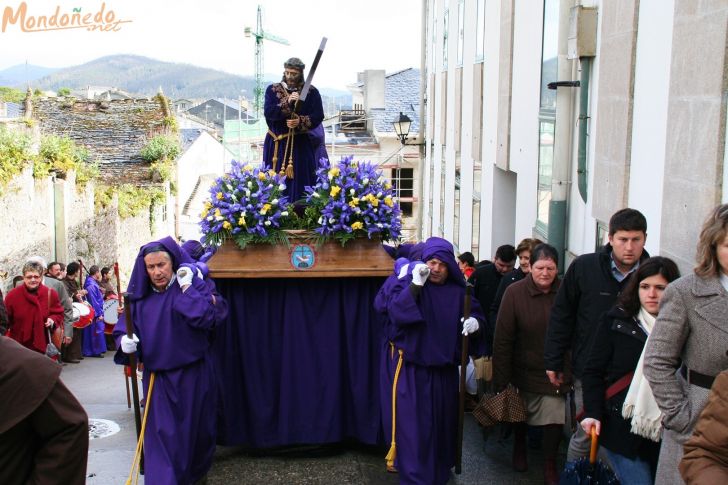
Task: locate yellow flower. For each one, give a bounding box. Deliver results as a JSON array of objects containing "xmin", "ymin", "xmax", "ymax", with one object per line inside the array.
[
  {"xmin": 330, "ymin": 186, "xmax": 341, "ymax": 197},
  {"xmin": 222, "ymin": 221, "xmax": 232, "ymax": 230},
  {"xmin": 200, "ymin": 208, "xmax": 209, "ymax": 218},
  {"xmin": 328, "ymin": 167, "xmax": 340, "ymax": 179},
  {"xmin": 367, "ymin": 194, "xmax": 379, "ymax": 207},
  {"xmin": 348, "ymin": 197, "xmax": 360, "ymax": 208},
  {"xmin": 258, "ymin": 172, "xmax": 267, "ymax": 181},
  {"xmin": 384, "ymin": 183, "xmax": 392, "ymax": 190},
  {"xmin": 243, "ymin": 164, "xmax": 253, "ymax": 171},
  {"xmin": 216, "ymin": 192, "xmax": 224, "ymax": 200},
  {"xmin": 268, "ymin": 170, "xmax": 276, "ymax": 177},
  {"xmin": 384, "ymin": 196, "xmax": 393, "ymax": 207},
  {"xmin": 204, "ymin": 201, "xmax": 212, "ymax": 209},
  {"xmin": 260, "ymin": 203, "xmax": 272, "ymax": 215},
  {"xmin": 214, "ymin": 208, "xmax": 222, "ymax": 220},
  {"xmin": 351, "ymin": 221, "xmax": 364, "ymax": 230},
  {"xmin": 238, "ymin": 217, "xmax": 247, "ymax": 226}
]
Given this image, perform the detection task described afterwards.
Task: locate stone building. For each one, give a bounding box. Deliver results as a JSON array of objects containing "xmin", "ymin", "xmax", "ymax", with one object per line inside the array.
[{"xmin": 420, "ymin": 0, "xmax": 727, "ymax": 272}]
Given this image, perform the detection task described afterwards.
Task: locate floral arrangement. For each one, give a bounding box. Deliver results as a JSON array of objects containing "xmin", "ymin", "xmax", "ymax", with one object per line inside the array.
[
  {"xmin": 303, "ymin": 156, "xmax": 402, "ymax": 245},
  {"xmin": 199, "ymin": 161, "xmax": 295, "ymax": 248}
]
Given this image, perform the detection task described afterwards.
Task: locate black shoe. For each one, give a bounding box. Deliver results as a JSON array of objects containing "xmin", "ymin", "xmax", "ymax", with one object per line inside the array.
[{"xmin": 66, "ymin": 359, "xmax": 81, "ymax": 364}]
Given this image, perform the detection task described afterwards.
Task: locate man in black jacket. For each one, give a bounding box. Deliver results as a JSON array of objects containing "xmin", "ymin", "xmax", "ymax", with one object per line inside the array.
[
  {"xmin": 544, "ymin": 208, "xmax": 649, "ymax": 460},
  {"xmin": 470, "ymin": 244, "xmax": 516, "ymax": 356}
]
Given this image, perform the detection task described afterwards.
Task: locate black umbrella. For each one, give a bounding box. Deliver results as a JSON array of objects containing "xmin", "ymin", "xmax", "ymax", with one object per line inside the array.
[{"xmin": 560, "ymin": 428, "xmax": 620, "ymax": 485}]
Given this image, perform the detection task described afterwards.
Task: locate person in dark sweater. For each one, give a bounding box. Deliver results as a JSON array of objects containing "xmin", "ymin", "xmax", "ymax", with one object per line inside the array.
[
  {"xmin": 489, "ymin": 238, "xmax": 543, "ymax": 325},
  {"xmin": 470, "ymin": 244, "xmax": 516, "ymax": 356},
  {"xmin": 544, "ymin": 208, "xmax": 650, "ymax": 460},
  {"xmin": 581, "ymin": 257, "xmax": 680, "ymax": 484}
]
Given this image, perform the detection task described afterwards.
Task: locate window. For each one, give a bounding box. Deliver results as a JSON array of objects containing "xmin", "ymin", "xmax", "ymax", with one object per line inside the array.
[
  {"xmin": 392, "ymin": 167, "xmax": 414, "ymax": 217},
  {"xmin": 475, "ymin": 0, "xmax": 485, "ymax": 62},
  {"xmin": 536, "ymin": 0, "xmax": 559, "ymax": 234}
]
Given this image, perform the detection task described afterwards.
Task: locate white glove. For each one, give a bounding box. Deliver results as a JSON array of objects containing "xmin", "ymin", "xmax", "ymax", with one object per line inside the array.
[
  {"xmin": 462, "ymin": 317, "xmax": 479, "ymax": 336},
  {"xmin": 121, "ymin": 334, "xmax": 139, "ymax": 354},
  {"xmin": 176, "ymin": 267, "xmax": 194, "ymax": 287},
  {"xmin": 411, "ymin": 263, "xmax": 430, "ymax": 286}
]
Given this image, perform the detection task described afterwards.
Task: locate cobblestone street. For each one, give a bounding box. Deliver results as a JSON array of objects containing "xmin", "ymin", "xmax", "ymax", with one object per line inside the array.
[{"xmin": 63, "ymin": 354, "xmax": 559, "ymax": 484}]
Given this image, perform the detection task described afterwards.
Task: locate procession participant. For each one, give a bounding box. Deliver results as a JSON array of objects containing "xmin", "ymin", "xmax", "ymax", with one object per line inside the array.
[
  {"xmin": 0, "ymin": 336, "xmax": 88, "ymax": 485},
  {"xmin": 83, "ymin": 265, "xmax": 107, "ymax": 357},
  {"xmin": 100, "ymin": 267, "xmax": 117, "ymax": 298},
  {"xmin": 385, "ymin": 237, "xmax": 484, "ymax": 484},
  {"xmin": 180, "ymin": 239, "xmax": 228, "ymax": 325},
  {"xmin": 62, "ymin": 262, "xmax": 85, "ymax": 362},
  {"xmin": 4, "ymin": 260, "xmax": 64, "ymax": 355},
  {"xmin": 115, "ymin": 236, "xmax": 226, "ymax": 485},
  {"xmin": 263, "ymin": 57, "xmax": 325, "ymax": 203}
]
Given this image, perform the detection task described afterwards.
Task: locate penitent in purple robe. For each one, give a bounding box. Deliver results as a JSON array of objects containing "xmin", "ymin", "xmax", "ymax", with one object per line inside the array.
[
  {"xmin": 262, "ymin": 82, "xmax": 324, "ymax": 204},
  {"xmin": 385, "ymin": 238, "xmax": 483, "ymax": 485},
  {"xmin": 114, "ymin": 237, "xmax": 226, "ymax": 485},
  {"xmin": 82, "ymin": 277, "xmax": 106, "ymax": 357}
]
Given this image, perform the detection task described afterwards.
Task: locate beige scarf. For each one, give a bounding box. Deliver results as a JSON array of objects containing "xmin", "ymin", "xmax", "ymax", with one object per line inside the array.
[{"xmin": 621, "ymin": 307, "xmax": 662, "ymax": 442}]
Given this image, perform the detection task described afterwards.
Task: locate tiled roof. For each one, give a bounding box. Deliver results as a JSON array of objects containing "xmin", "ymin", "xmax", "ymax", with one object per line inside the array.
[
  {"xmin": 30, "ymin": 97, "xmax": 167, "ymax": 185},
  {"xmin": 371, "ymin": 68, "xmax": 421, "ymax": 135},
  {"xmin": 180, "ymin": 128, "xmax": 204, "ymax": 151}
]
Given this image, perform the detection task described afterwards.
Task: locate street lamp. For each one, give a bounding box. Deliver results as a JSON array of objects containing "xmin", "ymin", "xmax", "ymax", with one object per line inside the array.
[{"xmin": 392, "ymin": 112, "xmax": 412, "ymax": 145}]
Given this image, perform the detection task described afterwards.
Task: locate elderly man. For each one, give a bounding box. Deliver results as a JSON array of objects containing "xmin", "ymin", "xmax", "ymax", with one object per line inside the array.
[
  {"xmin": 115, "ymin": 236, "xmax": 227, "ymax": 485},
  {"xmin": 384, "ymin": 237, "xmax": 484, "ymax": 484},
  {"xmin": 263, "ymin": 56, "xmax": 325, "ymax": 204}
]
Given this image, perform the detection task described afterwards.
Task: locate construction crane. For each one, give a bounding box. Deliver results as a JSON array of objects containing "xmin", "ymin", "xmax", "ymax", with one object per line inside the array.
[{"xmin": 244, "ymin": 5, "xmax": 289, "ymax": 118}]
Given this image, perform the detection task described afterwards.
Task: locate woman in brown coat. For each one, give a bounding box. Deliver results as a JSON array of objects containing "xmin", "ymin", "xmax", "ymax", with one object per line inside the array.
[
  {"xmin": 493, "ymin": 243, "xmax": 570, "ymax": 485},
  {"xmin": 644, "ymin": 203, "xmax": 728, "ymax": 484},
  {"xmin": 679, "ymin": 370, "xmax": 728, "ymax": 483}
]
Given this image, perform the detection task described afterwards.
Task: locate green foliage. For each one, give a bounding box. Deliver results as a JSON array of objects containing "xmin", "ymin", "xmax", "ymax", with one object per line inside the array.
[
  {"xmin": 116, "ymin": 184, "xmax": 166, "ymax": 219},
  {"xmin": 0, "ymin": 126, "xmax": 33, "ymax": 192},
  {"xmin": 57, "ymin": 87, "xmax": 72, "ymax": 97},
  {"xmin": 94, "ymin": 184, "xmax": 115, "ymax": 212},
  {"xmin": 75, "ymin": 160, "xmax": 100, "ymax": 189},
  {"xmin": 162, "ymin": 116, "xmax": 178, "ymax": 132},
  {"xmin": 149, "ymin": 158, "xmax": 174, "ymax": 183},
  {"xmin": 0, "ymin": 86, "xmax": 25, "ymax": 103},
  {"xmin": 140, "ymin": 135, "xmax": 180, "ymax": 162},
  {"xmin": 33, "ymin": 89, "xmax": 42, "ymax": 97}
]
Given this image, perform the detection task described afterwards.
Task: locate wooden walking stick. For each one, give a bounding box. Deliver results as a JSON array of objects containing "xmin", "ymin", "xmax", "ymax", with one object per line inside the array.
[
  {"xmin": 124, "ymin": 294, "xmax": 144, "ymax": 475},
  {"xmin": 455, "ymin": 282, "xmax": 473, "ymax": 474}
]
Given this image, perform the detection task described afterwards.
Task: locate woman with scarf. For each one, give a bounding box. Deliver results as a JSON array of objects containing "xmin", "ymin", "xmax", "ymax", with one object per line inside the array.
[
  {"xmin": 581, "ymin": 256, "xmax": 680, "ymax": 484},
  {"xmin": 5, "ymin": 260, "xmax": 64, "ymax": 354}
]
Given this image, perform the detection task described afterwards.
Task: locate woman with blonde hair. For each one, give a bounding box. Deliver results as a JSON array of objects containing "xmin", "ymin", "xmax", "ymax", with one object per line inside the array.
[{"xmin": 644, "ymin": 203, "xmax": 728, "ymax": 484}]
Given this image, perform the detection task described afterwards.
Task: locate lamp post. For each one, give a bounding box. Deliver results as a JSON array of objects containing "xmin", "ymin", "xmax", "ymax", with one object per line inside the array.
[{"xmin": 392, "ymin": 111, "xmax": 412, "ymax": 145}]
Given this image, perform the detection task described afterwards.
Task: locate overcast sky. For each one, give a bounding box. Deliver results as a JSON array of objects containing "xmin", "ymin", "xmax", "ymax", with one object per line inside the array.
[{"xmin": 0, "ymin": 0, "xmax": 423, "ymax": 90}]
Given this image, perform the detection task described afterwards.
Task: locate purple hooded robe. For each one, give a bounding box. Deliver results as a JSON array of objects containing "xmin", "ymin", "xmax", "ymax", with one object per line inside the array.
[
  {"xmin": 384, "ymin": 237, "xmax": 483, "ymax": 485},
  {"xmin": 82, "ymin": 277, "xmax": 106, "ymax": 356},
  {"xmin": 113, "ymin": 236, "xmax": 226, "ymax": 485},
  {"xmin": 262, "ymin": 82, "xmax": 324, "ymax": 204}
]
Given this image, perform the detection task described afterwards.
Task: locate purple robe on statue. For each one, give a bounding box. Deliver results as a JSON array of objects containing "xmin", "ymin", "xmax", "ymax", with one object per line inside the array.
[
  {"xmin": 262, "ymin": 82, "xmax": 324, "ymax": 204},
  {"xmin": 82, "ymin": 278, "xmax": 106, "ymax": 357},
  {"xmin": 384, "ymin": 237, "xmax": 484, "ymax": 485},
  {"xmin": 113, "ymin": 237, "xmax": 226, "ymax": 485}
]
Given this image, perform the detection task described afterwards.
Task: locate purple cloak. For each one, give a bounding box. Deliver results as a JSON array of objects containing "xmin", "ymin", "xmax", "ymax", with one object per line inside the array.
[
  {"xmin": 262, "ymin": 82, "xmax": 324, "ymax": 204},
  {"xmin": 114, "ymin": 236, "xmax": 225, "ymax": 485},
  {"xmin": 384, "ymin": 237, "xmax": 484, "ymax": 485},
  {"xmin": 82, "ymin": 278, "xmax": 106, "ymax": 357}
]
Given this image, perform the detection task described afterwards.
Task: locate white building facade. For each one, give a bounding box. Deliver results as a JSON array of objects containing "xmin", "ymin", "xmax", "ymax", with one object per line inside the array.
[{"xmin": 421, "ymin": 0, "xmax": 727, "ymax": 272}]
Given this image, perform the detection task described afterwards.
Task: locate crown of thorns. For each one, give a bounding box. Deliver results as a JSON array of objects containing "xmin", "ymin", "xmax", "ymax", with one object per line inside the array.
[{"xmin": 284, "ymin": 58, "xmax": 305, "ymax": 71}]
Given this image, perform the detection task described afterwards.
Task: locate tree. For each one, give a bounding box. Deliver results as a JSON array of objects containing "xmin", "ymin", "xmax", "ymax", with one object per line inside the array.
[
  {"xmin": 0, "ymin": 87, "xmax": 25, "ymax": 103},
  {"xmin": 57, "ymin": 87, "xmax": 72, "ymax": 97}
]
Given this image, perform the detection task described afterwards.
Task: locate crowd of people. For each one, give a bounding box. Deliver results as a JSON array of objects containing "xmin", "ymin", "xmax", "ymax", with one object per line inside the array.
[{"xmin": 2, "ymin": 202, "xmax": 727, "ymax": 485}]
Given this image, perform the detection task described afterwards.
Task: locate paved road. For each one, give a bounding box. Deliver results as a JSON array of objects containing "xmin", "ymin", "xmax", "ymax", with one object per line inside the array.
[{"xmin": 62, "ymin": 355, "xmax": 555, "ymax": 484}]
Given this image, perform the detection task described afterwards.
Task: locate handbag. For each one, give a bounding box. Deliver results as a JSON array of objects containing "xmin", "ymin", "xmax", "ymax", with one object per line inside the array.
[
  {"xmin": 575, "ymin": 371, "xmax": 634, "ymax": 422},
  {"xmin": 46, "ymin": 328, "xmax": 61, "ymax": 358},
  {"xmin": 472, "ymin": 384, "xmax": 527, "ymax": 427}
]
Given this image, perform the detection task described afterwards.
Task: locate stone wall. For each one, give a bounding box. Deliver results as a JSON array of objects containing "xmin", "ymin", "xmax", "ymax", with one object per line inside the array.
[{"xmin": 0, "ymin": 167, "xmax": 159, "ymax": 293}]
